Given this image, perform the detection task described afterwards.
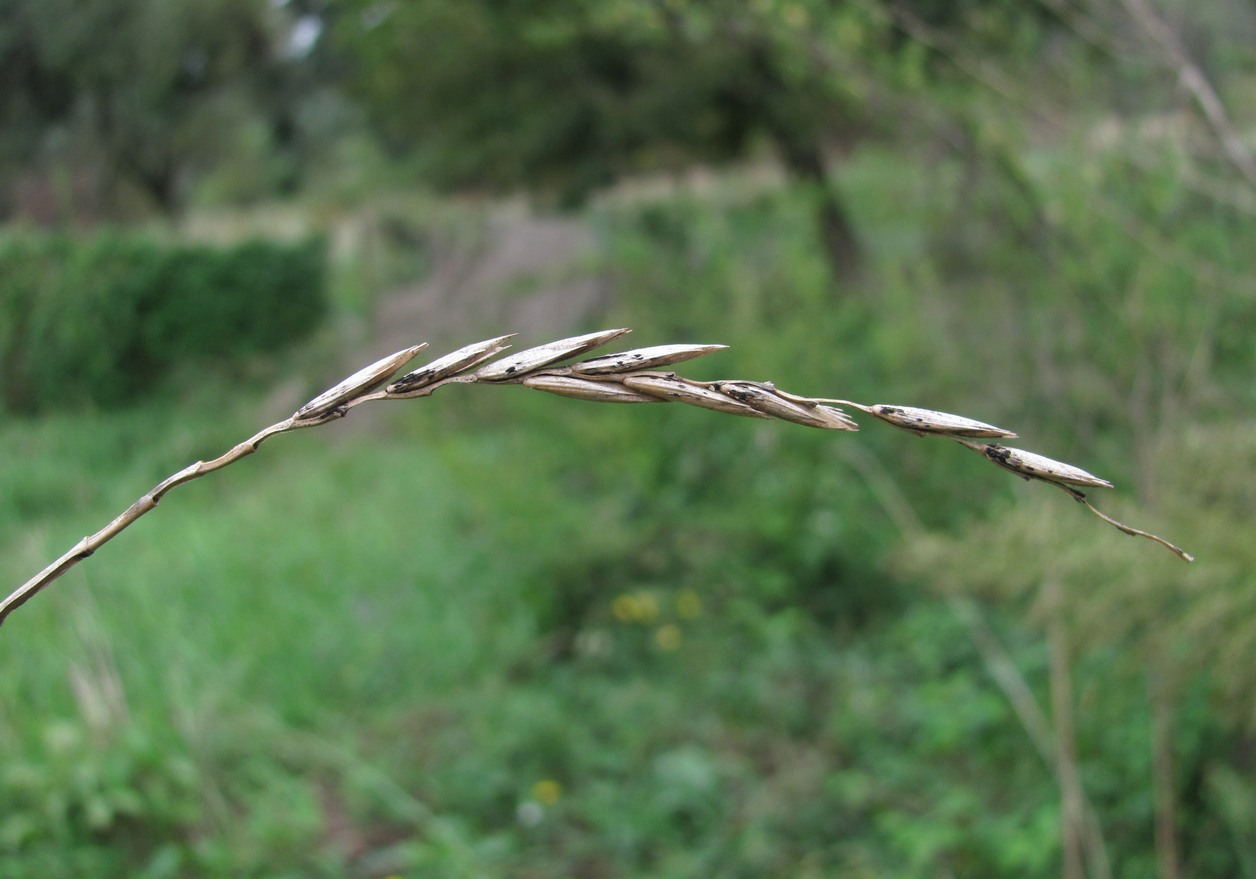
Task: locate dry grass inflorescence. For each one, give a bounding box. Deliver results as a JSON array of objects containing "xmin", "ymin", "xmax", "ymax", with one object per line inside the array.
[{"xmin": 0, "ymin": 328, "xmax": 1193, "ymax": 627}]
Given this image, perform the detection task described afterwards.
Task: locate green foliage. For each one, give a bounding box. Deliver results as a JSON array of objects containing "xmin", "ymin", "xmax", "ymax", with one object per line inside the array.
[
  {"xmin": 5, "ymin": 134, "xmax": 1256, "ymax": 875},
  {"xmin": 5, "ymin": 0, "xmax": 1256, "ymax": 872},
  {"xmin": 0, "ymin": 231, "xmax": 327, "ymax": 413},
  {"xmin": 0, "ymin": 0, "xmax": 349, "ymax": 219},
  {"xmin": 333, "ymin": 0, "xmax": 853, "ymax": 197},
  {"xmin": 0, "ymin": 723, "xmax": 202, "ymax": 870},
  {"xmin": 444, "ymin": 185, "xmax": 940, "ymax": 651},
  {"xmin": 324, "ymin": 0, "xmax": 1065, "ymax": 282},
  {"xmin": 5, "ymin": 12, "xmax": 1256, "ymax": 869},
  {"xmin": 846, "ymin": 96, "xmax": 1256, "ymax": 869},
  {"xmin": 330, "ymin": 0, "xmax": 1050, "ymax": 202}
]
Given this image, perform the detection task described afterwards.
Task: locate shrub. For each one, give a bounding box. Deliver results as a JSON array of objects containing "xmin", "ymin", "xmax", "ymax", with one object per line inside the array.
[{"xmin": 0, "ymin": 231, "xmax": 327, "ymax": 413}]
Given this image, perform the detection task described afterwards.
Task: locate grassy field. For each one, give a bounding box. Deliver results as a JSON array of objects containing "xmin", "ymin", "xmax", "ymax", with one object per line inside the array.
[
  {"xmin": 0, "ymin": 394, "xmax": 1060, "ymax": 873},
  {"xmin": 0, "ymin": 379, "xmax": 959, "ymax": 876},
  {"xmin": 0, "ymin": 321, "xmax": 1043, "ymax": 876}
]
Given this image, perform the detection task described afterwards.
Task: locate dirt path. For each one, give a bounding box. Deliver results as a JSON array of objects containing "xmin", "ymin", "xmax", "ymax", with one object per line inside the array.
[
  {"xmin": 274, "ymin": 204, "xmax": 615, "ymax": 436},
  {"xmin": 372, "ymin": 205, "xmax": 610, "ymax": 358}
]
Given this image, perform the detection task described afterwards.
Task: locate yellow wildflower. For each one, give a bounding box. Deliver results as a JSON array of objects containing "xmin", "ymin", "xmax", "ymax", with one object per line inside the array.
[
  {"xmin": 634, "ymin": 591, "xmax": 659, "ymax": 623},
  {"xmin": 676, "ymin": 589, "xmax": 702, "ymax": 619},
  {"xmin": 612, "ymin": 593, "xmax": 638, "ymax": 622},
  {"xmin": 532, "ymin": 779, "xmax": 562, "ymax": 805},
  {"xmin": 655, "ymin": 624, "xmax": 682, "ymax": 651}
]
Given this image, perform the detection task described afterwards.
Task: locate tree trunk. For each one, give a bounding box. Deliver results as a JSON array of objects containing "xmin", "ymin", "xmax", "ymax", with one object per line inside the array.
[{"xmin": 767, "ymin": 127, "xmax": 863, "ymax": 284}]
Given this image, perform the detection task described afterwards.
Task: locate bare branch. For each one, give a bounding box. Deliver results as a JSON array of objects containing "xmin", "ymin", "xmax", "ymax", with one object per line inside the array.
[{"xmin": 1118, "ymin": 0, "xmax": 1256, "ymax": 191}]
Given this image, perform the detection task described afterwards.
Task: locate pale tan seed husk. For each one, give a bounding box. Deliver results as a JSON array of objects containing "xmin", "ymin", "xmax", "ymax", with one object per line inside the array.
[
  {"xmin": 524, "ymin": 374, "xmax": 663, "ymax": 403},
  {"xmin": 572, "ymin": 344, "xmax": 728, "ymax": 376},
  {"xmin": 621, "ymin": 375, "xmax": 768, "ymax": 418},
  {"xmin": 295, "ymin": 344, "xmax": 428, "ymax": 419},
  {"xmin": 869, "ymin": 404, "xmax": 1017, "ymax": 438},
  {"xmin": 475, "ymin": 328, "xmax": 632, "ymax": 381},
  {"xmin": 982, "ymin": 444, "xmax": 1114, "ymax": 488},
  {"xmin": 388, "ymin": 334, "xmax": 515, "ymax": 394},
  {"xmin": 715, "ymin": 381, "xmax": 858, "ymax": 430}
]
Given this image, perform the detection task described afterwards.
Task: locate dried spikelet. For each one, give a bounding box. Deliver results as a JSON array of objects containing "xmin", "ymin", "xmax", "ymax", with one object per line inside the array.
[
  {"xmin": 571, "ymin": 344, "xmax": 728, "ymax": 376},
  {"xmin": 388, "ymin": 334, "xmax": 515, "ymax": 395},
  {"xmin": 979, "ymin": 444, "xmax": 1114, "ymax": 488},
  {"xmin": 295, "ymin": 344, "xmax": 428, "ymax": 420},
  {"xmin": 813, "ymin": 405, "xmax": 860, "ymax": 430},
  {"xmin": 715, "ymin": 381, "xmax": 859, "ymax": 430},
  {"xmin": 475, "ymin": 328, "xmax": 632, "ymax": 381},
  {"xmin": 869, "ymin": 404, "xmax": 1017, "ymax": 438},
  {"xmin": 523, "ymin": 374, "xmax": 662, "ymax": 403},
  {"xmin": 621, "ymin": 374, "xmax": 768, "ymax": 418}
]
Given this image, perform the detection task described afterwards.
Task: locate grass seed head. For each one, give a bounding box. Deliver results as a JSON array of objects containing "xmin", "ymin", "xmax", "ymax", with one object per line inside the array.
[{"xmin": 3, "ymin": 325, "xmax": 1200, "ymax": 631}]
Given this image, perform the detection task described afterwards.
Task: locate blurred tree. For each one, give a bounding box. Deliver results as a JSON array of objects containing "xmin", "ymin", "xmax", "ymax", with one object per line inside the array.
[
  {"xmin": 329, "ymin": 0, "xmax": 1042, "ymax": 284},
  {"xmin": 896, "ymin": 421, "xmax": 1256, "ymax": 878},
  {"xmin": 0, "ymin": 0, "xmax": 322, "ymax": 221}
]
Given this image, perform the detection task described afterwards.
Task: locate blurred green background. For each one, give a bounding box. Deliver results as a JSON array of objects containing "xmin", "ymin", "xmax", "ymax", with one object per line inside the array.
[{"xmin": 2, "ymin": 1, "xmax": 1255, "ymax": 876}]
